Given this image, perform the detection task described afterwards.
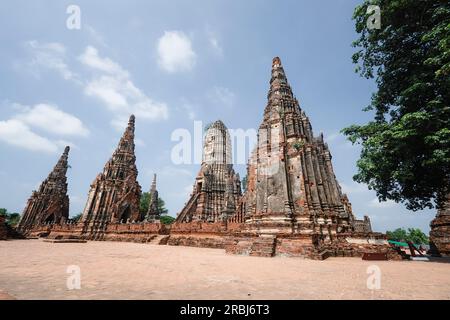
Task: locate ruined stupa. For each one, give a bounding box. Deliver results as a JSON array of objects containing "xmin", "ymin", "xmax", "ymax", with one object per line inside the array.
[
  {"xmin": 81, "ymin": 115, "xmax": 142, "ymax": 238},
  {"xmin": 241, "ymin": 57, "xmax": 362, "ymax": 239},
  {"xmin": 145, "ymin": 174, "xmax": 160, "ymax": 221},
  {"xmin": 17, "ymin": 146, "xmax": 70, "ymax": 232},
  {"xmin": 176, "ymin": 120, "xmax": 242, "ymax": 223},
  {"xmin": 429, "ymin": 194, "xmax": 450, "ymax": 257}
]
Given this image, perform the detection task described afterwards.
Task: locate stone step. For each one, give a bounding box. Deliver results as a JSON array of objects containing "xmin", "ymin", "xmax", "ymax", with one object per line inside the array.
[
  {"xmin": 249, "ymin": 236, "xmax": 276, "ymax": 257},
  {"xmin": 148, "ymin": 235, "xmax": 170, "ymax": 245}
]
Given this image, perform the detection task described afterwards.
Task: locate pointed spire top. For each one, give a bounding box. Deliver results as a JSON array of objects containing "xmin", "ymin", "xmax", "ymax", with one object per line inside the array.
[
  {"xmin": 128, "ymin": 114, "xmax": 135, "ymax": 127},
  {"xmin": 272, "ymin": 56, "xmax": 282, "ymax": 69},
  {"xmin": 152, "ymin": 173, "xmax": 157, "ymax": 187},
  {"xmin": 63, "ymin": 145, "xmax": 70, "ymax": 155}
]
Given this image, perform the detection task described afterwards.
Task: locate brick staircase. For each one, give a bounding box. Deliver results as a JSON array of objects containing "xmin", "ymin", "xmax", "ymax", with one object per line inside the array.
[
  {"xmin": 249, "ymin": 235, "xmax": 276, "ymax": 257},
  {"xmin": 148, "ymin": 235, "xmax": 170, "ymax": 245}
]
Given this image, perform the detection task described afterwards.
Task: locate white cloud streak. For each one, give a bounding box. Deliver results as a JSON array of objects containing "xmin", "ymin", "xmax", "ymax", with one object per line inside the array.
[
  {"xmin": 80, "ymin": 46, "xmax": 169, "ymax": 129},
  {"xmin": 157, "ymin": 31, "xmax": 196, "ymax": 73}
]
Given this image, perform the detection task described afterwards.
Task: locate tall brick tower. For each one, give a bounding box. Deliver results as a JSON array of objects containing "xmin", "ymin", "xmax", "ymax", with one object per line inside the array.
[
  {"xmin": 145, "ymin": 174, "xmax": 160, "ymax": 221},
  {"xmin": 243, "ymin": 57, "xmax": 356, "ymax": 240},
  {"xmin": 176, "ymin": 120, "xmax": 242, "ymax": 223},
  {"xmin": 81, "ymin": 115, "xmax": 142, "ymax": 239},
  {"xmin": 17, "ymin": 146, "xmax": 70, "ymax": 232},
  {"xmin": 429, "ymin": 194, "xmax": 450, "ymax": 257}
]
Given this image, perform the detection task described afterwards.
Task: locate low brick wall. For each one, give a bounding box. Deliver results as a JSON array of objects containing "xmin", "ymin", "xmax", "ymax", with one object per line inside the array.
[
  {"xmin": 29, "ymin": 223, "xmax": 83, "ymax": 239},
  {"xmin": 0, "ymin": 216, "xmax": 7, "ymax": 240},
  {"xmin": 225, "ymin": 232, "xmax": 402, "ymax": 260},
  {"xmin": 23, "ymin": 221, "xmax": 402, "ymax": 260},
  {"xmin": 430, "ymin": 215, "xmax": 450, "ymax": 257},
  {"xmin": 167, "ymin": 222, "xmax": 245, "ymax": 249},
  {"xmin": 103, "ymin": 222, "xmax": 168, "ymax": 243},
  {"xmin": 275, "ymin": 236, "xmax": 319, "ymax": 258},
  {"xmin": 321, "ymin": 233, "xmax": 402, "ymax": 260}
]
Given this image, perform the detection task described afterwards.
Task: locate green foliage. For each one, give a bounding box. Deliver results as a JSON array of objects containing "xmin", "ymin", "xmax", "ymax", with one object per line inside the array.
[
  {"xmin": 343, "ymin": 0, "xmax": 450, "ymax": 210},
  {"xmin": 71, "ymin": 213, "xmax": 83, "ymax": 222},
  {"xmin": 140, "ymin": 192, "xmax": 169, "ymax": 216},
  {"xmin": 0, "ymin": 208, "xmax": 21, "ymax": 227},
  {"xmin": 160, "ymin": 215, "xmax": 176, "ymax": 225},
  {"xmin": 386, "ymin": 227, "xmax": 429, "ymax": 244},
  {"xmin": 140, "ymin": 192, "xmax": 151, "ymax": 215},
  {"xmin": 241, "ymin": 175, "xmax": 248, "ymax": 192},
  {"xmin": 292, "ymin": 140, "xmax": 304, "ymax": 151}
]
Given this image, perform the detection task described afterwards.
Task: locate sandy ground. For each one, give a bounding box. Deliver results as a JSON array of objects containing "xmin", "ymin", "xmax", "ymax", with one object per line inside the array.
[{"xmin": 0, "ymin": 239, "xmax": 449, "ymax": 300}]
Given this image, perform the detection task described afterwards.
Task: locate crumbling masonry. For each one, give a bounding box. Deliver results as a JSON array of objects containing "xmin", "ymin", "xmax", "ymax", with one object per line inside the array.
[
  {"xmin": 17, "ymin": 57, "xmax": 404, "ymax": 260},
  {"xmin": 17, "ymin": 146, "xmax": 70, "ymax": 233}
]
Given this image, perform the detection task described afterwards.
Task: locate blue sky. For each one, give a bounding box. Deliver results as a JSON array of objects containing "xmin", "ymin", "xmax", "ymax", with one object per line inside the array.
[{"xmin": 0, "ymin": 0, "xmax": 435, "ymax": 232}]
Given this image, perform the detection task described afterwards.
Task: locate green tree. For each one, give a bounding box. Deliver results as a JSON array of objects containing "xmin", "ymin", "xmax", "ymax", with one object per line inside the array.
[
  {"xmin": 342, "ymin": 0, "xmax": 450, "ymax": 211},
  {"xmin": 386, "ymin": 228, "xmax": 409, "ymax": 242},
  {"xmin": 386, "ymin": 227, "xmax": 429, "ymax": 244},
  {"xmin": 70, "ymin": 213, "xmax": 83, "ymax": 222},
  {"xmin": 139, "ymin": 192, "xmax": 169, "ymax": 216},
  {"xmin": 0, "ymin": 208, "xmax": 21, "ymax": 227},
  {"xmin": 160, "ymin": 215, "xmax": 176, "ymax": 225},
  {"xmin": 407, "ymin": 228, "xmax": 429, "ymax": 244},
  {"xmin": 241, "ymin": 175, "xmax": 248, "ymax": 192}
]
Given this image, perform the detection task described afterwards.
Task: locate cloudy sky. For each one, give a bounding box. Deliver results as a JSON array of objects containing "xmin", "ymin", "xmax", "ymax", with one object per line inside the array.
[{"xmin": 0, "ymin": 0, "xmax": 435, "ymax": 232}]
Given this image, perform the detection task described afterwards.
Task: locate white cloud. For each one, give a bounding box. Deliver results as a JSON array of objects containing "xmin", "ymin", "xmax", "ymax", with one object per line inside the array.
[
  {"xmin": 0, "ymin": 103, "xmax": 87, "ymax": 153},
  {"xmin": 79, "ymin": 46, "xmax": 127, "ymax": 77},
  {"xmin": 85, "ymin": 25, "xmax": 108, "ymax": 48},
  {"xmin": 80, "ymin": 46, "xmax": 169, "ymax": 129},
  {"xmin": 369, "ymin": 197, "xmax": 396, "ymax": 208},
  {"xmin": 207, "ymin": 86, "xmax": 235, "ymax": 108},
  {"xmin": 206, "ymin": 29, "xmax": 223, "ymax": 57},
  {"xmin": 0, "ymin": 119, "xmax": 58, "ymax": 153},
  {"xmin": 15, "ymin": 104, "xmax": 89, "ymax": 137},
  {"xmin": 209, "ymin": 37, "xmax": 223, "ymax": 56},
  {"xmin": 157, "ymin": 31, "xmax": 196, "ymax": 73},
  {"xmin": 26, "ymin": 40, "xmax": 78, "ymax": 82}
]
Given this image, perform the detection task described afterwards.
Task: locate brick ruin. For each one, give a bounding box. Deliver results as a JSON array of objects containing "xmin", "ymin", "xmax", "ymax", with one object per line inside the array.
[
  {"xmin": 176, "ymin": 120, "xmax": 242, "ymax": 223},
  {"xmin": 13, "ymin": 57, "xmax": 410, "ymax": 260},
  {"xmin": 145, "ymin": 174, "xmax": 160, "ymax": 222},
  {"xmin": 17, "ymin": 146, "xmax": 70, "ymax": 234},
  {"xmin": 0, "ymin": 215, "xmax": 7, "ymax": 240},
  {"xmin": 429, "ymin": 194, "xmax": 450, "ymax": 257},
  {"xmin": 80, "ymin": 115, "xmax": 143, "ymax": 240}
]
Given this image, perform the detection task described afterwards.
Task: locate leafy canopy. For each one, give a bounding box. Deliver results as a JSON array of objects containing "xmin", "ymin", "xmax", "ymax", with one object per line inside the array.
[
  {"xmin": 139, "ymin": 192, "xmax": 169, "ymax": 216},
  {"xmin": 342, "ymin": 0, "xmax": 450, "ymax": 210},
  {"xmin": 386, "ymin": 227, "xmax": 429, "ymax": 244},
  {"xmin": 0, "ymin": 208, "xmax": 21, "ymax": 227}
]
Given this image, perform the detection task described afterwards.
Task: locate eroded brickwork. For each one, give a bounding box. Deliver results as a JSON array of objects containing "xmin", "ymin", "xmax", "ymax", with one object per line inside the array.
[
  {"xmin": 81, "ymin": 115, "xmax": 142, "ymax": 239},
  {"xmin": 176, "ymin": 120, "xmax": 242, "ymax": 223},
  {"xmin": 429, "ymin": 194, "xmax": 450, "ymax": 257},
  {"xmin": 17, "ymin": 146, "xmax": 70, "ymax": 233}
]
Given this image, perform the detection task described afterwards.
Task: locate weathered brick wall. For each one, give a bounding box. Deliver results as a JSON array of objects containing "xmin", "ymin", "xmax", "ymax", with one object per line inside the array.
[
  {"xmin": 167, "ymin": 222, "xmax": 245, "ymax": 249},
  {"xmin": 0, "ymin": 215, "xmax": 7, "ymax": 240},
  {"xmin": 322, "ymin": 233, "xmax": 402, "ymax": 260},
  {"xmin": 430, "ymin": 215, "xmax": 450, "ymax": 257},
  {"xmin": 103, "ymin": 222, "xmax": 168, "ymax": 243},
  {"xmin": 226, "ymin": 232, "xmax": 402, "ymax": 260},
  {"xmin": 29, "ymin": 223, "xmax": 83, "ymax": 239},
  {"xmin": 275, "ymin": 236, "xmax": 319, "ymax": 258},
  {"xmin": 167, "ymin": 235, "xmax": 226, "ymax": 249}
]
